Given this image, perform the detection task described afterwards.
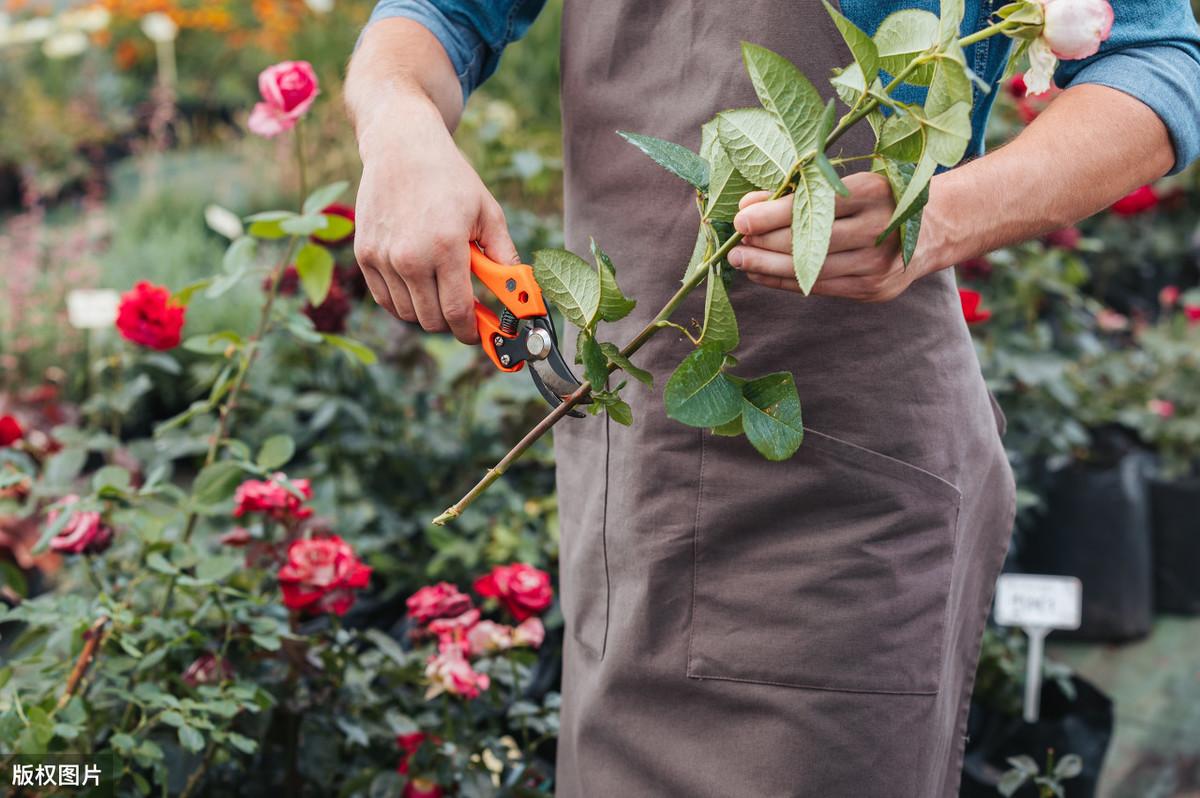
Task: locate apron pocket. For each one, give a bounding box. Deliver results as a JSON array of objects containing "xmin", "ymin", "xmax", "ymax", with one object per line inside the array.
[{"xmin": 687, "ymin": 428, "xmax": 961, "ymax": 695}]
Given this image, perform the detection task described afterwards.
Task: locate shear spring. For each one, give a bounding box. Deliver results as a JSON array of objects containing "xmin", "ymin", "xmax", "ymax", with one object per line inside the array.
[{"xmin": 499, "ymin": 309, "xmax": 519, "ymax": 336}]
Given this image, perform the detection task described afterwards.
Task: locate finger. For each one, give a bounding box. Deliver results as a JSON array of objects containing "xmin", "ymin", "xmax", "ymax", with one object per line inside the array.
[
  {"xmin": 359, "ymin": 265, "xmax": 396, "ymax": 317},
  {"xmin": 436, "ymin": 242, "xmax": 480, "ymax": 344},
  {"xmin": 476, "ymin": 200, "xmax": 520, "ymax": 265},
  {"xmin": 738, "ymin": 190, "xmax": 773, "ymax": 210},
  {"xmin": 727, "ymin": 245, "xmax": 793, "ymax": 278},
  {"xmin": 835, "ymin": 172, "xmax": 893, "ymax": 217},
  {"xmin": 742, "ymin": 227, "xmax": 791, "ymax": 254},
  {"xmin": 745, "ymin": 272, "xmax": 803, "ymax": 293},
  {"xmin": 733, "ymin": 194, "xmax": 793, "ymax": 236},
  {"xmin": 828, "ymin": 213, "xmax": 897, "ymax": 255},
  {"xmin": 401, "ymin": 269, "xmax": 447, "ymax": 333},
  {"xmin": 810, "ymin": 275, "xmax": 895, "ymax": 303},
  {"xmin": 380, "ymin": 267, "xmax": 418, "ymax": 323},
  {"xmin": 817, "ymin": 250, "xmax": 886, "ymax": 280}
]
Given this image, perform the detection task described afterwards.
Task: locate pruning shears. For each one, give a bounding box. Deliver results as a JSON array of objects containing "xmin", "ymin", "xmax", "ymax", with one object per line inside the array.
[{"xmin": 470, "ymin": 243, "xmax": 588, "ymax": 415}]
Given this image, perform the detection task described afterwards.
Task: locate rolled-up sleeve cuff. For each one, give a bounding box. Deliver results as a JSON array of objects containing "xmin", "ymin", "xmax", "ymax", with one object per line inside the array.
[
  {"xmin": 360, "ymin": 0, "xmax": 484, "ymax": 102},
  {"xmin": 1061, "ymin": 45, "xmax": 1200, "ymax": 175}
]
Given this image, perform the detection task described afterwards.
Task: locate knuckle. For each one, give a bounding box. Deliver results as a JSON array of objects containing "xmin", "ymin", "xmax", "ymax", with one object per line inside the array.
[{"xmin": 444, "ymin": 301, "xmax": 474, "ymax": 326}]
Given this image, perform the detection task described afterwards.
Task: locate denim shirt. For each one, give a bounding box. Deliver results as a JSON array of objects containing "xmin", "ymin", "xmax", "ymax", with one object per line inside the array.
[{"xmin": 365, "ymin": 0, "xmax": 1200, "ymax": 173}]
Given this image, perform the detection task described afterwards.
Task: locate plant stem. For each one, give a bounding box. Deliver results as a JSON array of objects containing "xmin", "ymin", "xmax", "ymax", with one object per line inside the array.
[{"xmin": 434, "ymin": 21, "xmax": 1017, "ymax": 524}]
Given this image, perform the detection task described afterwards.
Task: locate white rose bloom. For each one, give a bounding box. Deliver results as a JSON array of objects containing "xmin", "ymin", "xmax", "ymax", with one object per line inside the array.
[
  {"xmin": 1024, "ymin": 38, "xmax": 1058, "ymax": 96},
  {"xmin": 140, "ymin": 12, "xmax": 178, "ymax": 43},
  {"xmin": 67, "ymin": 290, "xmax": 121, "ymax": 330},
  {"xmin": 1041, "ymin": 0, "xmax": 1113, "ymax": 60}
]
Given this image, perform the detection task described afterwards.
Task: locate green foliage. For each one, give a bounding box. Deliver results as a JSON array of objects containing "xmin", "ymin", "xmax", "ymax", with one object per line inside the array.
[{"xmin": 615, "ymin": 132, "xmax": 709, "ymax": 191}]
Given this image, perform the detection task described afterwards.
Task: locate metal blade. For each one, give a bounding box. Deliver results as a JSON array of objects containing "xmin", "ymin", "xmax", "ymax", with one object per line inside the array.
[{"xmin": 527, "ymin": 316, "xmax": 589, "ymax": 417}]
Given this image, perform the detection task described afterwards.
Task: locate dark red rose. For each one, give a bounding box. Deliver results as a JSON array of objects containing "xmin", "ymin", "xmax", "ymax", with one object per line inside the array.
[
  {"xmin": 0, "ymin": 415, "xmax": 23, "ymax": 447},
  {"xmin": 1185, "ymin": 304, "xmax": 1200, "ymax": 325},
  {"xmin": 473, "ymin": 563, "xmax": 553, "ymax": 622},
  {"xmin": 268, "ymin": 265, "xmax": 301, "ymax": 296},
  {"xmin": 337, "ymin": 263, "xmax": 369, "ymax": 300},
  {"xmin": 1006, "ymin": 73, "xmax": 1028, "ymax": 99},
  {"xmin": 115, "ymin": 282, "xmax": 185, "ymax": 351},
  {"xmin": 1042, "ymin": 226, "xmax": 1082, "ymax": 250},
  {"xmin": 1111, "ymin": 185, "xmax": 1159, "ymax": 216},
  {"xmin": 959, "ymin": 288, "xmax": 992, "ymax": 325},
  {"xmin": 304, "ymin": 280, "xmax": 352, "ymax": 333},
  {"xmin": 957, "ymin": 257, "xmax": 993, "ymax": 282},
  {"xmin": 278, "ymin": 535, "xmax": 372, "ymax": 616},
  {"xmin": 182, "ymin": 652, "xmax": 233, "ymax": 687}
]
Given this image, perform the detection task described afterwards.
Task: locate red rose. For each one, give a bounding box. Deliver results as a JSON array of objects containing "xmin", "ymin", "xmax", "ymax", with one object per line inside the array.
[
  {"xmin": 473, "ymin": 563, "xmax": 553, "ymax": 622},
  {"xmin": 396, "ymin": 731, "xmax": 434, "ymax": 775},
  {"xmin": 278, "ymin": 535, "xmax": 372, "ymax": 616},
  {"xmin": 1042, "ymin": 227, "xmax": 1081, "ymax": 250},
  {"xmin": 406, "ymin": 582, "xmax": 472, "ymax": 624},
  {"xmin": 314, "ymin": 203, "xmax": 355, "ymax": 248},
  {"xmin": 268, "ymin": 265, "xmax": 301, "ymax": 297},
  {"xmin": 1111, "ymin": 185, "xmax": 1159, "ymax": 216},
  {"xmin": 304, "ymin": 280, "xmax": 352, "ymax": 333},
  {"xmin": 116, "ymin": 282, "xmax": 185, "ymax": 351},
  {"xmin": 47, "ymin": 496, "xmax": 114, "ymax": 555},
  {"xmin": 182, "ymin": 652, "xmax": 233, "ymax": 687},
  {"xmin": 959, "ymin": 288, "xmax": 992, "ymax": 326},
  {"xmin": 233, "ymin": 473, "xmax": 313, "ymax": 522},
  {"xmin": 1185, "ymin": 304, "xmax": 1200, "ymax": 325},
  {"xmin": 248, "ymin": 61, "xmax": 319, "ymax": 138},
  {"xmin": 0, "ymin": 415, "xmax": 23, "ymax": 447},
  {"xmin": 1006, "ymin": 73, "xmax": 1028, "ymax": 99}
]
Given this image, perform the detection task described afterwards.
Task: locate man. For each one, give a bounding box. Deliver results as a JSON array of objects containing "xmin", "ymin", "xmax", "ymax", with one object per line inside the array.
[{"xmin": 347, "ymin": 2, "xmax": 1200, "ymax": 795}]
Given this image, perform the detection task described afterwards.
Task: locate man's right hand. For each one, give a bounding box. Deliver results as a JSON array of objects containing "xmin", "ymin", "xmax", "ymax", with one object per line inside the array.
[{"xmin": 353, "ymin": 96, "xmax": 517, "ymax": 345}]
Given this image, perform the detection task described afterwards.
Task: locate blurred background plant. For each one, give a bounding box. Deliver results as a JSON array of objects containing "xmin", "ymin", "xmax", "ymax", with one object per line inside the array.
[{"xmin": 1, "ymin": 0, "xmax": 1198, "ymax": 795}]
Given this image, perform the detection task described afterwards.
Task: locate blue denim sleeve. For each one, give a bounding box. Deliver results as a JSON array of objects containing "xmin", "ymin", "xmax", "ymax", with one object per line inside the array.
[
  {"xmin": 1054, "ymin": 1, "xmax": 1200, "ymax": 174},
  {"xmin": 363, "ymin": 0, "xmax": 548, "ymax": 101}
]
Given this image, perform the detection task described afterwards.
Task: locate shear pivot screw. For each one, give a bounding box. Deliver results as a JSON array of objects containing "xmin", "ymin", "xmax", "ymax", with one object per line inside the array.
[
  {"xmin": 500, "ymin": 354, "xmax": 511, "ymax": 366},
  {"xmin": 493, "ymin": 335, "xmax": 504, "ymax": 348}
]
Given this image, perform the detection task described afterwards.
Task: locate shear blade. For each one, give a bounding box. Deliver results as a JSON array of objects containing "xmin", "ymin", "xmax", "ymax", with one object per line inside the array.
[{"xmin": 527, "ymin": 317, "xmax": 589, "ymax": 417}]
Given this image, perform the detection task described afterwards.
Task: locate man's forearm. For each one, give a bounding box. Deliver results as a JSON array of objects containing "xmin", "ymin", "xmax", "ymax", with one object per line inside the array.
[
  {"xmin": 922, "ymin": 83, "xmax": 1176, "ymax": 272},
  {"xmin": 345, "ymin": 18, "xmax": 463, "ymax": 149}
]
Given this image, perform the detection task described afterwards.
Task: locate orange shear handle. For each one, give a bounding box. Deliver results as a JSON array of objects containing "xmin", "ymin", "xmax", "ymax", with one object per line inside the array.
[{"xmin": 471, "ymin": 243, "xmax": 547, "ymax": 372}]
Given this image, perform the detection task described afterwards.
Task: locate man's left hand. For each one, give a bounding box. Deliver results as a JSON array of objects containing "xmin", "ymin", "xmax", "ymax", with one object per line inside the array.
[{"xmin": 727, "ymin": 172, "xmax": 930, "ymax": 302}]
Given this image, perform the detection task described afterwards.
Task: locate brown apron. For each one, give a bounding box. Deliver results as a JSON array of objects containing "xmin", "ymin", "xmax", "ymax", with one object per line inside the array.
[{"xmin": 552, "ymin": 2, "xmax": 1017, "ymax": 795}]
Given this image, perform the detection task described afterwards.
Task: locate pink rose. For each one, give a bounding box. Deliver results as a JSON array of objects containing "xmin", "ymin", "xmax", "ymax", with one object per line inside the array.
[
  {"xmin": 1096, "ymin": 309, "xmax": 1129, "ymax": 332},
  {"xmin": 277, "ymin": 535, "xmax": 372, "ymax": 616},
  {"xmin": 48, "ymin": 496, "xmax": 113, "ymax": 555},
  {"xmin": 512, "ymin": 617, "xmax": 545, "ymax": 649},
  {"xmin": 219, "ymin": 527, "xmax": 253, "ymax": 547},
  {"xmin": 1148, "ymin": 399, "xmax": 1176, "ymax": 419},
  {"xmin": 406, "ymin": 582, "xmax": 473, "ymax": 624},
  {"xmin": 233, "ymin": 473, "xmax": 313, "ymax": 522},
  {"xmin": 1041, "ymin": 0, "xmax": 1113, "ymax": 60},
  {"xmin": 473, "ymin": 563, "xmax": 553, "ymax": 622},
  {"xmin": 428, "ymin": 608, "xmax": 481, "ymax": 654},
  {"xmin": 1159, "ymin": 286, "xmax": 1180, "ymax": 308},
  {"xmin": 1111, "ymin": 185, "xmax": 1160, "ymax": 216},
  {"xmin": 182, "ymin": 653, "xmax": 233, "ymax": 687},
  {"xmin": 247, "ymin": 60, "xmax": 319, "ymax": 138},
  {"xmin": 466, "ymin": 620, "xmax": 513, "ymax": 655},
  {"xmin": 424, "ymin": 649, "xmax": 490, "ymax": 700}
]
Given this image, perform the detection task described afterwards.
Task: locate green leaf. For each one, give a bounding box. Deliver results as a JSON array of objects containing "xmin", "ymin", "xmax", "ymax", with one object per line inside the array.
[
  {"xmin": 223, "ymin": 236, "xmax": 256, "ymax": 274},
  {"xmin": 590, "ymin": 239, "xmax": 636, "ymax": 322},
  {"xmin": 532, "ymin": 249, "xmax": 601, "ymax": 329},
  {"xmin": 579, "ymin": 333, "xmax": 608, "ymax": 389},
  {"xmin": 1054, "ymin": 754, "xmax": 1083, "ymax": 780},
  {"xmin": 923, "ymin": 101, "xmax": 972, "ymax": 167},
  {"xmin": 740, "ymin": 373, "xmax": 804, "ymax": 460},
  {"xmin": 312, "ymin": 214, "xmax": 354, "ymax": 243},
  {"xmin": 791, "ymin": 162, "xmax": 836, "ymax": 294},
  {"xmin": 295, "ymin": 243, "xmax": 335, "ymax": 307},
  {"xmin": 711, "ymin": 414, "xmax": 744, "ymax": 436},
  {"xmin": 1007, "ymin": 755, "xmax": 1040, "ymax": 776},
  {"xmin": 874, "ymin": 10, "xmax": 940, "ymax": 85},
  {"xmin": 182, "ymin": 331, "xmax": 242, "ymax": 356},
  {"xmin": 256, "ymin": 434, "xmax": 295, "ymax": 470},
  {"xmin": 831, "ymin": 63, "xmax": 868, "ymax": 108},
  {"xmin": 617, "ymin": 131, "xmax": 709, "ymax": 191},
  {"xmin": 878, "ymin": 158, "xmax": 929, "ymax": 264},
  {"xmin": 92, "ymin": 465, "xmax": 131, "ymax": 495},
  {"xmin": 177, "ymin": 725, "xmax": 205, "ymax": 754},
  {"xmin": 940, "ymin": 0, "xmax": 966, "ymax": 42},
  {"xmin": 591, "ymin": 392, "xmax": 634, "ymax": 426},
  {"xmin": 740, "ymin": 43, "xmax": 825, "ymax": 156},
  {"xmin": 925, "ymin": 46, "xmax": 972, "ymax": 117},
  {"xmin": 704, "ymin": 143, "xmax": 758, "ymax": 222},
  {"xmin": 599, "ymin": 342, "xmax": 653, "ymax": 386},
  {"xmin": 997, "ymin": 769, "xmax": 1029, "ymax": 798},
  {"xmin": 172, "ymin": 279, "xmax": 213, "ymax": 307},
  {"xmin": 878, "ymin": 110, "xmax": 925, "ymax": 163},
  {"xmin": 192, "ymin": 461, "xmax": 246, "ymax": 507},
  {"xmin": 196, "ymin": 554, "xmax": 241, "ymax": 583},
  {"xmin": 883, "ymin": 151, "xmax": 937, "ymax": 237},
  {"xmin": 246, "ymin": 211, "xmax": 292, "ymax": 240},
  {"xmin": 663, "ymin": 345, "xmax": 742, "ymax": 428},
  {"xmin": 716, "ymin": 108, "xmax": 797, "ymax": 190},
  {"xmin": 320, "ymin": 333, "xmax": 378, "ymax": 365},
  {"xmin": 281, "ymin": 214, "xmax": 331, "ymax": 237},
  {"xmin": 822, "ymin": 1, "xmax": 880, "ymax": 84},
  {"xmin": 815, "ymin": 153, "xmax": 850, "ymax": 197},
  {"xmin": 699, "ymin": 265, "xmax": 739, "ymax": 352},
  {"xmin": 302, "ymin": 181, "xmax": 350, "ymax": 216}
]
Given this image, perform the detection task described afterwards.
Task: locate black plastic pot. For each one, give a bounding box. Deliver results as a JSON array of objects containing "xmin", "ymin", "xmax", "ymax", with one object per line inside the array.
[
  {"xmin": 1022, "ymin": 450, "xmax": 1154, "ymax": 641},
  {"xmin": 1149, "ymin": 476, "xmax": 1200, "ymax": 614},
  {"xmin": 961, "ymin": 676, "xmax": 1114, "ymax": 798}
]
